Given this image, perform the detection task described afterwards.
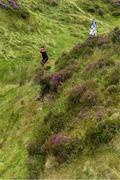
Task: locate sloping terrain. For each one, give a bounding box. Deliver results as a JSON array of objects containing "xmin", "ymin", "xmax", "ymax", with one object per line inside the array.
[
  {"xmin": 28, "ymin": 28, "xmax": 120, "ymax": 179},
  {"xmin": 0, "ymin": 0, "xmax": 120, "ymax": 178}
]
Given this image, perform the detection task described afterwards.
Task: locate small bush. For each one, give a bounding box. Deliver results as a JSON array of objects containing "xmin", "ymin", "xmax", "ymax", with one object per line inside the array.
[
  {"xmin": 27, "ymin": 155, "xmax": 46, "ymax": 179},
  {"xmin": 97, "ymin": 36, "xmax": 110, "ymax": 48},
  {"xmin": 111, "ymin": 27, "xmax": 120, "ymax": 43},
  {"xmin": 85, "ymin": 58, "xmax": 114, "ymax": 73},
  {"xmin": 34, "ymin": 67, "xmax": 44, "ymax": 84},
  {"xmin": 44, "ymin": 134, "xmax": 82, "ymax": 163},
  {"xmin": 81, "ymin": 89, "xmax": 98, "ymax": 106},
  {"xmin": 27, "ymin": 124, "xmax": 51, "ymax": 155},
  {"xmin": 107, "ymin": 85, "xmax": 118, "ymax": 94},
  {"xmin": 27, "ymin": 156, "xmax": 39, "ymax": 179},
  {"xmin": 27, "ymin": 140, "xmax": 42, "ymax": 155},
  {"xmin": 85, "ymin": 118, "xmax": 120, "ymax": 149},
  {"xmin": 40, "ymin": 74, "xmax": 52, "ymax": 97},
  {"xmin": 46, "ymin": 112, "xmax": 67, "ymax": 133},
  {"xmin": 109, "ymin": 68, "xmax": 120, "ymax": 85},
  {"xmin": 40, "ymin": 66, "xmax": 74, "ymax": 97},
  {"xmin": 68, "ymin": 81, "xmax": 97, "ymax": 106}
]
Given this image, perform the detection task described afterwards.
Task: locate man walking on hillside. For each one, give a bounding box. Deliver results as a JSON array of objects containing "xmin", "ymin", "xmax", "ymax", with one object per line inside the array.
[
  {"xmin": 40, "ymin": 47, "xmax": 49, "ymax": 66},
  {"xmin": 89, "ymin": 19, "xmax": 97, "ymax": 37}
]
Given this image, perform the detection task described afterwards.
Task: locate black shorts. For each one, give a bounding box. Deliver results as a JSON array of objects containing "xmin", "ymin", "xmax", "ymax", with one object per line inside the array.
[{"xmin": 42, "ymin": 57, "xmax": 48, "ymax": 65}]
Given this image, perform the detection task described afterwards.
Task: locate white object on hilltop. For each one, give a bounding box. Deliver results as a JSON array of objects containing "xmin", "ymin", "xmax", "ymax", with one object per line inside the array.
[{"xmin": 89, "ymin": 19, "xmax": 97, "ymax": 37}]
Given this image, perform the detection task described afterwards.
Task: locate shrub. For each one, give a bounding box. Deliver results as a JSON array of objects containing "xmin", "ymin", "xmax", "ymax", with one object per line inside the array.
[
  {"xmin": 40, "ymin": 73, "xmax": 52, "ymax": 97},
  {"xmin": 107, "ymin": 85, "xmax": 118, "ymax": 94},
  {"xmin": 27, "ymin": 124, "xmax": 51, "ymax": 155},
  {"xmin": 20, "ymin": 11, "xmax": 29, "ymax": 19},
  {"xmin": 44, "ymin": 134, "xmax": 83, "ymax": 163},
  {"xmin": 34, "ymin": 67, "xmax": 44, "ymax": 84},
  {"xmin": 27, "ymin": 155, "xmax": 46, "ymax": 179},
  {"xmin": 46, "ymin": 112, "xmax": 67, "ymax": 133},
  {"xmin": 81, "ymin": 89, "xmax": 98, "ymax": 107},
  {"xmin": 68, "ymin": 81, "xmax": 97, "ymax": 106},
  {"xmin": 85, "ymin": 118, "xmax": 120, "ymax": 149},
  {"xmin": 111, "ymin": 27, "xmax": 120, "ymax": 43},
  {"xmin": 85, "ymin": 58, "xmax": 114, "ymax": 73},
  {"xmin": 51, "ymin": 66, "xmax": 73, "ymax": 87},
  {"xmin": 40, "ymin": 66, "xmax": 74, "ymax": 97},
  {"xmin": 109, "ymin": 68, "xmax": 120, "ymax": 85},
  {"xmin": 97, "ymin": 36, "xmax": 110, "ymax": 48},
  {"xmin": 27, "ymin": 140, "xmax": 42, "ymax": 155},
  {"xmin": 27, "ymin": 156, "xmax": 39, "ymax": 179},
  {"xmin": 8, "ymin": 0, "xmax": 19, "ymax": 9}
]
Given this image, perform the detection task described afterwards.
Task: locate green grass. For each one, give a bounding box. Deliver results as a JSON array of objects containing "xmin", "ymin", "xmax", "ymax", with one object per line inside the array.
[{"xmin": 0, "ymin": 0, "xmax": 120, "ymax": 178}]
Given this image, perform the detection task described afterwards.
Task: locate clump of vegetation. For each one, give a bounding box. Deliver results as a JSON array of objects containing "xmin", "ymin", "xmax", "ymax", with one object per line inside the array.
[
  {"xmin": 111, "ymin": 27, "xmax": 120, "ymax": 43},
  {"xmin": 107, "ymin": 68, "xmax": 120, "ymax": 85},
  {"xmin": 40, "ymin": 65, "xmax": 75, "ymax": 97},
  {"xmin": 68, "ymin": 81, "xmax": 98, "ymax": 107},
  {"xmin": 27, "ymin": 123, "xmax": 51, "ymax": 156},
  {"xmin": 85, "ymin": 118, "xmax": 120, "ymax": 150},
  {"xmin": 107, "ymin": 85, "xmax": 118, "ymax": 94},
  {"xmin": 44, "ymin": 133, "xmax": 82, "ymax": 163},
  {"xmin": 85, "ymin": 58, "xmax": 114, "ymax": 73}
]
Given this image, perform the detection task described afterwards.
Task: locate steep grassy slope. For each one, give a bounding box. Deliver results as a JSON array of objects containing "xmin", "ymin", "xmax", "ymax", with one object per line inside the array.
[
  {"xmin": 27, "ymin": 28, "xmax": 120, "ymax": 179},
  {"xmin": 0, "ymin": 0, "xmax": 120, "ymax": 178}
]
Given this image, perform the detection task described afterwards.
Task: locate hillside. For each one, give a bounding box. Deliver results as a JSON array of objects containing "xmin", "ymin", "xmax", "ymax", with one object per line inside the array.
[{"xmin": 0, "ymin": 0, "xmax": 120, "ymax": 179}]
